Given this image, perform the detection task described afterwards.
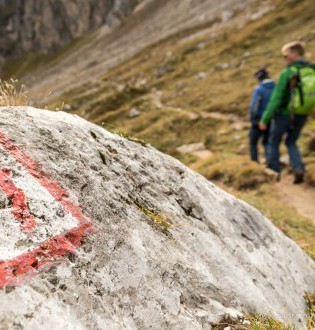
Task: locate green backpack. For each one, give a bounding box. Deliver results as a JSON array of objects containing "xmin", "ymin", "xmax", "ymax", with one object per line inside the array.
[{"xmin": 289, "ymin": 65, "xmax": 315, "ymax": 115}]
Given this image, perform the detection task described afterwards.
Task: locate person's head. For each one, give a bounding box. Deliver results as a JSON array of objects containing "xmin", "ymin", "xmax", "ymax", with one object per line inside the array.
[
  {"xmin": 281, "ymin": 41, "xmax": 305, "ymax": 64},
  {"xmin": 254, "ymin": 68, "xmax": 269, "ymax": 82}
]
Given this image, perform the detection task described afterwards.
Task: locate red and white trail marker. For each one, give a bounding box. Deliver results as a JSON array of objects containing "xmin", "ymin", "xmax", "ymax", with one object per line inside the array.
[{"xmin": 0, "ymin": 131, "xmax": 92, "ymax": 287}]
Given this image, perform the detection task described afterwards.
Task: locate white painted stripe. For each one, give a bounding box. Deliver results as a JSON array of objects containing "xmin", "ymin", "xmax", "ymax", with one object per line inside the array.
[{"xmin": 0, "ymin": 145, "xmax": 79, "ymax": 260}]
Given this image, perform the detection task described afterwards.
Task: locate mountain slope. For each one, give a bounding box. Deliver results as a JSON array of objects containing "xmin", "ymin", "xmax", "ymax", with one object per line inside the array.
[{"xmin": 2, "ymin": 0, "xmax": 256, "ymax": 103}]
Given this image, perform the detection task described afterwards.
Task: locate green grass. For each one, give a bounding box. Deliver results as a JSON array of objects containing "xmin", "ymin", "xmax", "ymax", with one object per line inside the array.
[
  {"xmin": 212, "ymin": 292, "xmax": 315, "ymax": 329},
  {"xmin": 107, "ymin": 127, "xmax": 148, "ymax": 146},
  {"xmin": 132, "ymin": 197, "xmax": 176, "ymax": 234},
  {"xmin": 212, "ymin": 314, "xmax": 297, "ymax": 330},
  {"xmin": 305, "ymin": 292, "xmax": 315, "ymax": 329},
  {"xmin": 195, "ymin": 156, "xmax": 273, "ymax": 190}
]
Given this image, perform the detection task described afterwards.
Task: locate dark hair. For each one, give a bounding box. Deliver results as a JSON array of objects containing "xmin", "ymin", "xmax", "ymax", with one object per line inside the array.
[{"xmin": 254, "ymin": 68, "xmax": 269, "ymax": 81}]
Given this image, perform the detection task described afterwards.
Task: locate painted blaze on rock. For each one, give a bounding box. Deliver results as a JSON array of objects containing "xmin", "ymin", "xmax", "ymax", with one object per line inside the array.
[{"xmin": 0, "ymin": 130, "xmax": 92, "ymax": 287}]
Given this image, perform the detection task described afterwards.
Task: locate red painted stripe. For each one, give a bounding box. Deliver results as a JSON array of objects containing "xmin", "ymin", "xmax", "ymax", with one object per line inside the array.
[
  {"xmin": 0, "ymin": 130, "xmax": 93, "ymax": 287},
  {"xmin": 0, "ymin": 169, "xmax": 36, "ymax": 233}
]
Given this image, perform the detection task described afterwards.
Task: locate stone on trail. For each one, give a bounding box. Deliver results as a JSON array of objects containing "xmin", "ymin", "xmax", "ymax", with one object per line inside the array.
[
  {"xmin": 176, "ymin": 142, "xmax": 213, "ymax": 160},
  {"xmin": 0, "ymin": 106, "xmax": 314, "ymax": 329},
  {"xmin": 128, "ymin": 107, "xmax": 141, "ymax": 118}
]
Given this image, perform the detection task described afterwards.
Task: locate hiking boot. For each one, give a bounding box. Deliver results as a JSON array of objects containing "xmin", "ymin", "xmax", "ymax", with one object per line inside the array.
[
  {"xmin": 264, "ymin": 167, "xmax": 281, "ymax": 182},
  {"xmin": 293, "ymin": 170, "xmax": 304, "ymax": 184}
]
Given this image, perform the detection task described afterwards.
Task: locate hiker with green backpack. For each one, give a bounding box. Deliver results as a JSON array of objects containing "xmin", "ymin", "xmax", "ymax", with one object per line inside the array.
[{"xmin": 259, "ymin": 41, "xmax": 315, "ymax": 184}]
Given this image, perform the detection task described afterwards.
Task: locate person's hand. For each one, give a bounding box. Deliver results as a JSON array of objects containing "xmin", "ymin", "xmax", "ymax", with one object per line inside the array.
[{"xmin": 259, "ymin": 122, "xmax": 268, "ymax": 131}]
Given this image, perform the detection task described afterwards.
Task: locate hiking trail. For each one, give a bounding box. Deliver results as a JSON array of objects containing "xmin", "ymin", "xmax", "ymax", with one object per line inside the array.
[{"xmin": 276, "ymin": 174, "xmax": 315, "ymax": 226}]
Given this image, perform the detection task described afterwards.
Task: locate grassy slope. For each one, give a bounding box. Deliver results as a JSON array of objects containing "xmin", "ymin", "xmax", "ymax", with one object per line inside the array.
[{"xmin": 49, "ymin": 0, "xmax": 315, "ymax": 259}]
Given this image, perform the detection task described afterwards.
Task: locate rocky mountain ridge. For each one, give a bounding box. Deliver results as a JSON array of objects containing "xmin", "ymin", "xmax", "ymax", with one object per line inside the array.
[{"xmin": 0, "ymin": 0, "xmax": 141, "ymax": 59}]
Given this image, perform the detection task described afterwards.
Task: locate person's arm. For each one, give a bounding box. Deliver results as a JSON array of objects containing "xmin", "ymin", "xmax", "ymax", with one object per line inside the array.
[
  {"xmin": 249, "ymin": 87, "xmax": 261, "ymax": 121},
  {"xmin": 260, "ymin": 69, "xmax": 290, "ymax": 125}
]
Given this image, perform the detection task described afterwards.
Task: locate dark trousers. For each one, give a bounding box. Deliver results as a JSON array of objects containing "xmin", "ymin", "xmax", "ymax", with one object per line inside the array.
[
  {"xmin": 249, "ymin": 125, "xmax": 269, "ymax": 162},
  {"xmin": 268, "ymin": 114, "xmax": 307, "ymax": 173}
]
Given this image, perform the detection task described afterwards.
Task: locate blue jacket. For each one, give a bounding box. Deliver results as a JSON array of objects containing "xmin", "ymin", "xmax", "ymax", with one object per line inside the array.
[{"xmin": 249, "ymin": 79, "xmax": 275, "ymax": 125}]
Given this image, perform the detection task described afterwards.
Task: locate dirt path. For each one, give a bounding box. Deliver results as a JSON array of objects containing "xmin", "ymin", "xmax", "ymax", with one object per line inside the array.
[
  {"xmin": 152, "ymin": 92, "xmax": 248, "ymax": 124},
  {"xmin": 200, "ymin": 111, "xmax": 238, "ymax": 121},
  {"xmin": 276, "ymin": 174, "xmax": 315, "ymax": 226}
]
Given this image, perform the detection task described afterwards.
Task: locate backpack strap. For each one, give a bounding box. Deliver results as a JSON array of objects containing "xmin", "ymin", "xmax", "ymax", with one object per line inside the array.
[
  {"xmin": 289, "ymin": 67, "xmax": 304, "ymax": 107},
  {"xmin": 289, "ymin": 67, "xmax": 298, "ymax": 123}
]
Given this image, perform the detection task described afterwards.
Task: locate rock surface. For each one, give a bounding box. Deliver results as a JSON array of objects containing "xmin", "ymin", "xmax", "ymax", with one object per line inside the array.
[
  {"xmin": 0, "ymin": 0, "xmax": 141, "ymax": 57},
  {"xmin": 0, "ymin": 106, "xmax": 314, "ymax": 329}
]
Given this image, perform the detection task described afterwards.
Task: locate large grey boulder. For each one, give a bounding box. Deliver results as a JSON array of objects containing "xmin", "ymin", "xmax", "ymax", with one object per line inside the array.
[{"xmin": 0, "ymin": 106, "xmax": 314, "ymax": 330}]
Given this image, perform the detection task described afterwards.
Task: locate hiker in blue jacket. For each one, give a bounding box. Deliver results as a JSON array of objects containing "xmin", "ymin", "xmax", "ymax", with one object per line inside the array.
[{"xmin": 249, "ymin": 68, "xmax": 275, "ymax": 163}]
